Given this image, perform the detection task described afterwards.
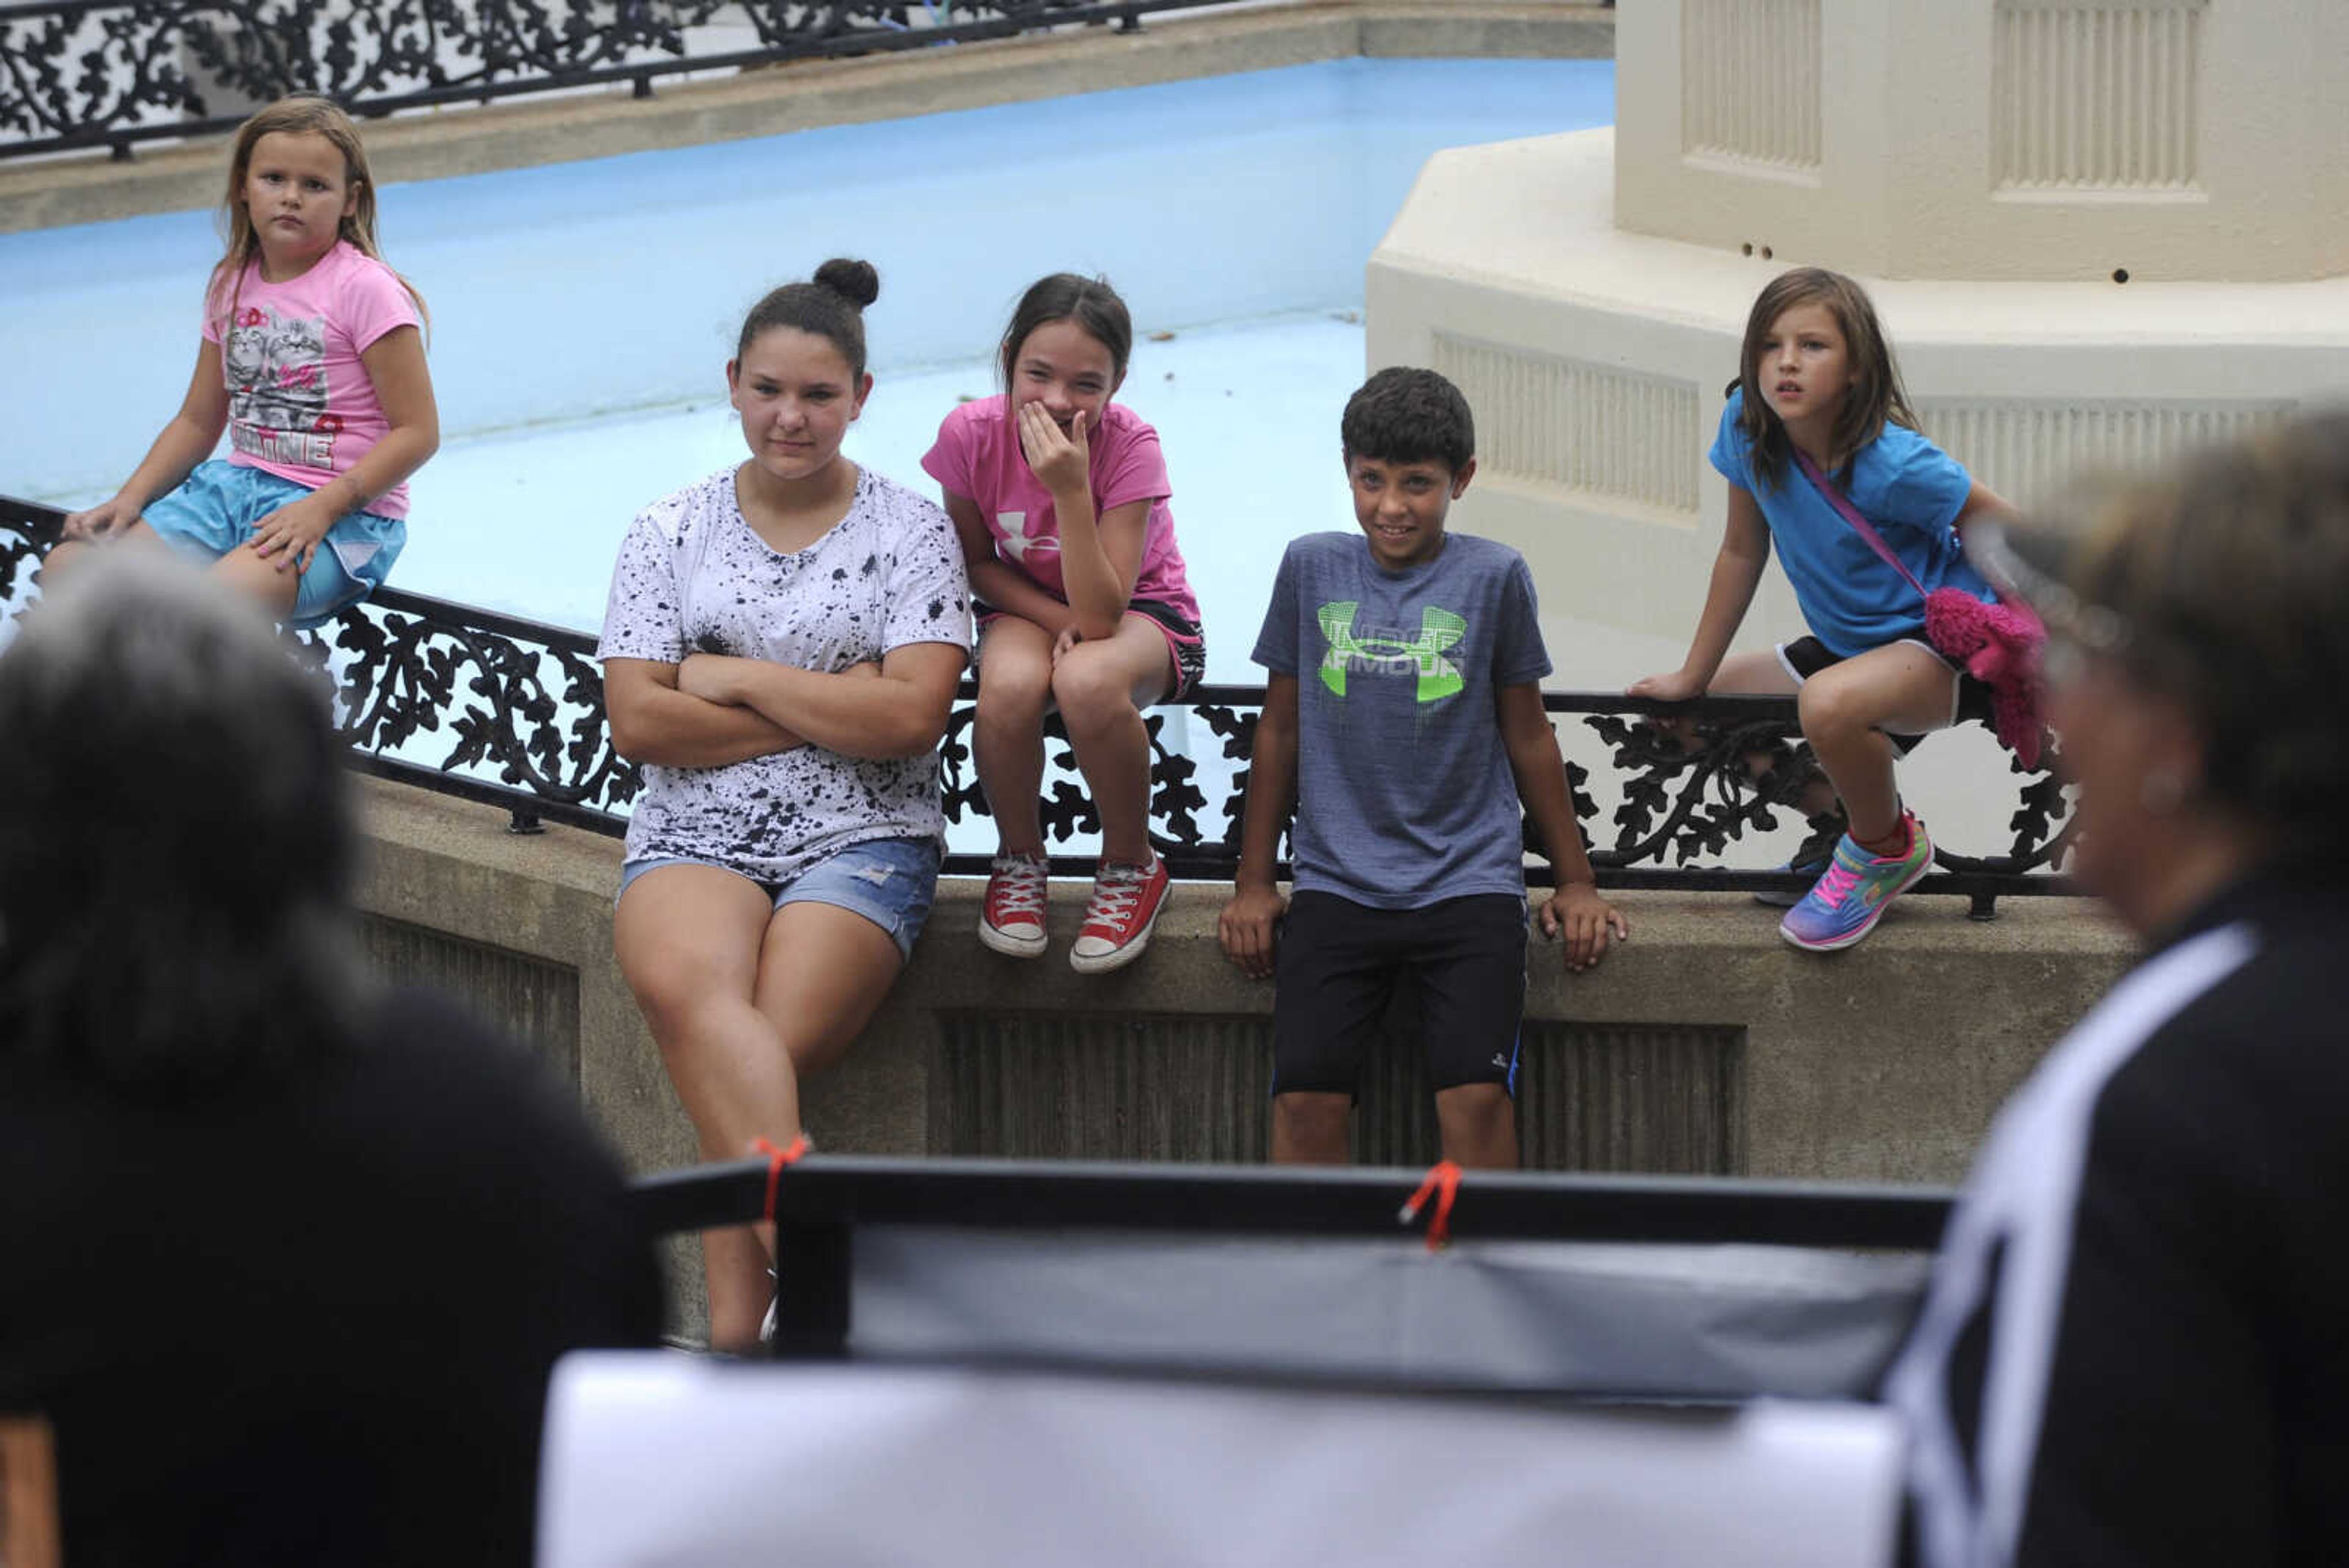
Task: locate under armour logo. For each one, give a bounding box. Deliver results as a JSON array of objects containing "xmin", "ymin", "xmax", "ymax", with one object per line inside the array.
[
  {"xmin": 996, "ymin": 510, "xmax": 1060, "ymax": 568},
  {"xmin": 1316, "ymin": 602, "xmax": 1465, "ymax": 702}
]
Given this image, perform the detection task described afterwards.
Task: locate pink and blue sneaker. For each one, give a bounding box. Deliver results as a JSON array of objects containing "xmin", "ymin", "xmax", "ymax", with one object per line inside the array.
[{"xmin": 1778, "ymin": 814, "xmax": 1934, "ymax": 952}]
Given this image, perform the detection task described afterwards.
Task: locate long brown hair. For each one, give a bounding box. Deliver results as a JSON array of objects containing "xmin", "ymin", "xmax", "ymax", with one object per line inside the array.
[
  {"xmin": 1735, "ymin": 267, "xmax": 1915, "ymax": 491},
  {"xmin": 208, "ymin": 96, "xmax": 428, "ymax": 338}
]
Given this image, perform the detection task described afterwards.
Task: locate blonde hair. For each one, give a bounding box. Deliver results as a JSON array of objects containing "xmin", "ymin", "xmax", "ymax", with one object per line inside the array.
[
  {"xmin": 208, "ymin": 96, "xmax": 428, "ymax": 337},
  {"xmin": 1734, "ymin": 267, "xmax": 1919, "ymax": 491}
]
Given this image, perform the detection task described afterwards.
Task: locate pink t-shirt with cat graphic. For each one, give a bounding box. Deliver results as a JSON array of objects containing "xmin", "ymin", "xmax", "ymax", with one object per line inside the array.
[
  {"xmin": 920, "ymin": 395, "xmax": 1199, "ymax": 625},
  {"xmin": 202, "ymin": 240, "xmax": 422, "ymax": 519}
]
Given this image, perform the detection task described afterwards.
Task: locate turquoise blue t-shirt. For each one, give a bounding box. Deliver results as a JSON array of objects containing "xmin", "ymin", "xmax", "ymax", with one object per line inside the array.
[
  {"xmin": 1710, "ymin": 387, "xmax": 1992, "ymax": 657},
  {"xmin": 1253, "ymin": 531, "xmax": 1551, "ymax": 910}
]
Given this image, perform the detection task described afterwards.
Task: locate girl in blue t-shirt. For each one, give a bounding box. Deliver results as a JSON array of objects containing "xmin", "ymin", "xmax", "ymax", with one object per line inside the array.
[{"xmin": 1630, "ymin": 267, "xmax": 2017, "ymax": 953}]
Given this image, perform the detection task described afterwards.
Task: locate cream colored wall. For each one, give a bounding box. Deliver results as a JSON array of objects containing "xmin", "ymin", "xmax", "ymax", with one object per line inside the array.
[
  {"xmin": 1614, "ymin": 0, "xmax": 2346, "ymax": 283},
  {"xmin": 1368, "ymin": 124, "xmax": 2349, "ymax": 644}
]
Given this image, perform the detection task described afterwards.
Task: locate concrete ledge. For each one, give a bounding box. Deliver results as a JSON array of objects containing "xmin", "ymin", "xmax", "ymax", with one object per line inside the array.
[
  {"xmin": 351, "ymin": 775, "xmax": 2132, "ymax": 1191},
  {"xmin": 0, "ymin": 2, "xmax": 1612, "ymax": 235},
  {"xmin": 351, "ymin": 774, "xmax": 2125, "ymax": 1332},
  {"xmin": 352, "ymin": 776, "xmax": 696, "ymax": 1175}
]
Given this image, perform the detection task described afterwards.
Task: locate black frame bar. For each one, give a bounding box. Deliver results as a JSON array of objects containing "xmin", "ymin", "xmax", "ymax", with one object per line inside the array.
[{"xmin": 630, "ymin": 1153, "xmax": 1958, "ymax": 1358}]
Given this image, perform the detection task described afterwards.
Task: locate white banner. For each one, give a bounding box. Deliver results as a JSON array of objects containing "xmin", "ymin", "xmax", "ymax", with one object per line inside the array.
[{"xmin": 540, "ymin": 1354, "xmax": 1904, "ymax": 1568}]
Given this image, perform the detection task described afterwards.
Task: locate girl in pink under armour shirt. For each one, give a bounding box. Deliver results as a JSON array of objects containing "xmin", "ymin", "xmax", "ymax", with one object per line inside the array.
[{"xmin": 922, "ymin": 274, "xmax": 1203, "ymax": 975}]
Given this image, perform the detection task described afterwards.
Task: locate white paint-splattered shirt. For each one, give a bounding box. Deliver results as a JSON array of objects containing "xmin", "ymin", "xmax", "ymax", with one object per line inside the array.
[{"xmin": 596, "ymin": 465, "xmax": 972, "ymax": 885}]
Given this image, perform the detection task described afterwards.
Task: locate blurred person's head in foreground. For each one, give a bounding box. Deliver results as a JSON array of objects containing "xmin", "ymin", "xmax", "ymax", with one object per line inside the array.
[
  {"xmin": 1973, "ymin": 409, "xmax": 2349, "ymax": 936},
  {"xmin": 0, "ymin": 551, "xmax": 360, "ymax": 1096}
]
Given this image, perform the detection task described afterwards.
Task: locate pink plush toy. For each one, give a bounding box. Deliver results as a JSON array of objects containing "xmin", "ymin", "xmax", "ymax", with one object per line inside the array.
[{"xmin": 1924, "ymin": 589, "xmax": 2047, "ymax": 768}]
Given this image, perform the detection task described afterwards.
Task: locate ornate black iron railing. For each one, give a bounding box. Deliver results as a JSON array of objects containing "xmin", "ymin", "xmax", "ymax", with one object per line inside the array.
[
  {"xmin": 1, "ymin": 493, "xmax": 2073, "ymax": 912},
  {"xmin": 2, "ymin": 0, "xmax": 1254, "ymax": 160}
]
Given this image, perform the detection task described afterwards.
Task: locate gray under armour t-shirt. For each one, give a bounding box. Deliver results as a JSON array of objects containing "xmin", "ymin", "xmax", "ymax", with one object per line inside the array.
[{"xmin": 1253, "ymin": 530, "xmax": 1551, "ymax": 909}]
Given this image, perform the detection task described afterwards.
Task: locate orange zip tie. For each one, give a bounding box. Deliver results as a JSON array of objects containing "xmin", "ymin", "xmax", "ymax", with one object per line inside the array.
[
  {"xmin": 753, "ymin": 1134, "xmax": 811, "ymax": 1225},
  {"xmin": 1398, "ymin": 1159, "xmax": 1463, "ymax": 1252}
]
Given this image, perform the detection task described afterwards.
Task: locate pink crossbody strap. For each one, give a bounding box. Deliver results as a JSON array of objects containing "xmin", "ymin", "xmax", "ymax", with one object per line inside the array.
[{"xmin": 1792, "ymin": 447, "xmax": 1929, "ymax": 600}]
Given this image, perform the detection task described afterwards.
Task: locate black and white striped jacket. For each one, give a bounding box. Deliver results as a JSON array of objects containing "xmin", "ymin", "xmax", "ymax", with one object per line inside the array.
[{"xmin": 1888, "ymin": 862, "xmax": 2349, "ymax": 1568}]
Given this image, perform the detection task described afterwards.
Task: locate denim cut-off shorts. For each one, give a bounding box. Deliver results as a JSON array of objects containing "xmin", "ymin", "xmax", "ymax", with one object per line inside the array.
[
  {"xmin": 143, "ymin": 459, "xmax": 405, "ymax": 628},
  {"xmin": 617, "ymin": 837, "xmax": 941, "ymax": 961}
]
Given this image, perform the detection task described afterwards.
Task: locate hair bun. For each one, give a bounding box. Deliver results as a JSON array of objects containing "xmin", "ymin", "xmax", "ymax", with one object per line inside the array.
[{"xmin": 812, "ymin": 258, "xmax": 879, "ymax": 310}]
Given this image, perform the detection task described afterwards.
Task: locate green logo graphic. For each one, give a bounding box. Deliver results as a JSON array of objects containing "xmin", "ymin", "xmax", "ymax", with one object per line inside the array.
[{"xmin": 1317, "ymin": 601, "xmax": 1466, "ymax": 702}]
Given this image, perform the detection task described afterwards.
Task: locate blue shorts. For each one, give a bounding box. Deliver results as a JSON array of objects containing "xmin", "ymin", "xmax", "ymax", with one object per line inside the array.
[
  {"xmin": 143, "ymin": 459, "xmax": 406, "ymax": 628},
  {"xmin": 617, "ymin": 836, "xmax": 941, "ymax": 961}
]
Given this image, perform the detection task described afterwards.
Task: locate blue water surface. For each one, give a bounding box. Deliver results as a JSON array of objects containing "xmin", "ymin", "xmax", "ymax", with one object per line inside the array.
[{"xmin": 3, "ymin": 58, "xmax": 1612, "ymax": 502}]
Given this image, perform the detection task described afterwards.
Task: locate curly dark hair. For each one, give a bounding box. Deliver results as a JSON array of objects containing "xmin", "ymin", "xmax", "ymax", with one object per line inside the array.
[{"xmin": 1340, "ymin": 366, "xmax": 1475, "ymax": 474}]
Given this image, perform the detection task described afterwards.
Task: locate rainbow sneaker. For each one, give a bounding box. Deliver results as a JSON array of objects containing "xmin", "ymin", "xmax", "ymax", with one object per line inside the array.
[
  {"xmin": 1778, "ymin": 815, "xmax": 1934, "ymax": 952},
  {"xmin": 1754, "ymin": 816, "xmax": 1845, "ymax": 909}
]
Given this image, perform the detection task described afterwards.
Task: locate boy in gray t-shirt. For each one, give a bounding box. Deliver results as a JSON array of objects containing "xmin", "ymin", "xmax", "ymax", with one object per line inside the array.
[{"xmin": 1219, "ymin": 368, "xmax": 1627, "ymax": 1169}]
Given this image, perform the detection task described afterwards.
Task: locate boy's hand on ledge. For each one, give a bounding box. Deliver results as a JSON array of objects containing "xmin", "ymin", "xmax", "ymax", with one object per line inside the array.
[
  {"xmin": 1539, "ymin": 883, "xmax": 1628, "ymax": 974},
  {"xmin": 1219, "ymin": 883, "xmax": 1286, "ymax": 981}
]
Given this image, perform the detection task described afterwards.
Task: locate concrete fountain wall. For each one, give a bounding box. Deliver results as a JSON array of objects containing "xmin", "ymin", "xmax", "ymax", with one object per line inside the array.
[{"xmin": 1368, "ymin": 0, "xmax": 2349, "ymax": 646}]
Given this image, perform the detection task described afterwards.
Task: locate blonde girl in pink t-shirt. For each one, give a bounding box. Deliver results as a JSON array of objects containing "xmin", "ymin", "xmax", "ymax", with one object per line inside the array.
[
  {"xmin": 54, "ymin": 97, "xmax": 438, "ymax": 626},
  {"xmin": 922, "ymin": 274, "xmax": 1204, "ymax": 975}
]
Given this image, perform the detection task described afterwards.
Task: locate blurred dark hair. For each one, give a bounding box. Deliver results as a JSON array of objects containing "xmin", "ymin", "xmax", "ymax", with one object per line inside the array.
[
  {"xmin": 2044, "ymin": 409, "xmax": 2349, "ymax": 840},
  {"xmin": 998, "ymin": 273, "xmax": 1133, "ymax": 389},
  {"xmin": 735, "ymin": 257, "xmax": 880, "ymax": 376},
  {"xmin": 0, "ymin": 552, "xmax": 363, "ymax": 1096},
  {"xmin": 1341, "ymin": 366, "xmax": 1476, "ymax": 474}
]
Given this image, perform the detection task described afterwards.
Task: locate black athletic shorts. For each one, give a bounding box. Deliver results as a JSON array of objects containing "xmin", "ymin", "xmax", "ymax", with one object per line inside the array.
[
  {"xmin": 1778, "ymin": 635, "xmax": 1995, "ymax": 758},
  {"xmin": 1272, "ymin": 891, "xmax": 1527, "ymax": 1098}
]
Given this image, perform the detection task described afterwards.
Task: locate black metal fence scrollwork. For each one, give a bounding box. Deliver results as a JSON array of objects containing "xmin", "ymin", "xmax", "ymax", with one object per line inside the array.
[
  {"xmin": 2, "ymin": 0, "xmax": 1255, "ymax": 160},
  {"xmin": 1, "ymin": 494, "xmax": 2072, "ymax": 913},
  {"xmin": 1, "ymin": 495, "xmax": 645, "ymax": 828}
]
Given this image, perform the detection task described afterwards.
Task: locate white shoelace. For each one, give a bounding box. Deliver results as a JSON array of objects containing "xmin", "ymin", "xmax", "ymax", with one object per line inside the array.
[
  {"xmin": 989, "ymin": 856, "xmax": 1047, "ymax": 918},
  {"xmin": 1084, "ymin": 861, "xmax": 1152, "ymax": 926}
]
